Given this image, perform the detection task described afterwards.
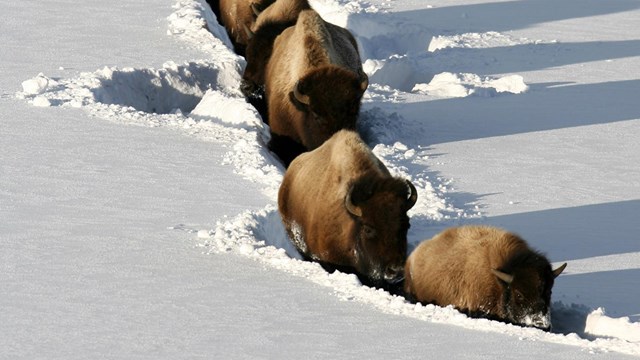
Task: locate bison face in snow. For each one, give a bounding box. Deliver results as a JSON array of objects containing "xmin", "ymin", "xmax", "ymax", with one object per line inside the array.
[
  {"xmin": 345, "ymin": 175, "xmax": 417, "ymax": 286},
  {"xmin": 493, "ymin": 258, "xmax": 567, "ymax": 330},
  {"xmin": 290, "ymin": 66, "xmax": 368, "ymax": 149}
]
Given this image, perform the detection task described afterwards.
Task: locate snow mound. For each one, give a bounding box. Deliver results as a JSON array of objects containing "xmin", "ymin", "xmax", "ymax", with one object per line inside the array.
[
  {"xmin": 412, "ymin": 72, "xmax": 529, "ymax": 98},
  {"xmin": 586, "ymin": 308, "xmax": 640, "ymax": 343},
  {"xmin": 17, "ymin": 60, "xmax": 242, "ymax": 113},
  {"xmin": 366, "ymin": 55, "xmax": 431, "ymax": 92},
  {"xmin": 358, "ymin": 106, "xmax": 417, "ymax": 145},
  {"xmin": 91, "ymin": 62, "xmax": 231, "ymax": 114},
  {"xmin": 15, "ymin": 0, "xmax": 285, "ymax": 198},
  {"xmin": 552, "ymin": 302, "xmax": 640, "ymax": 345},
  {"xmin": 190, "ymin": 90, "xmax": 284, "ymax": 197},
  {"xmin": 21, "ymin": 73, "xmax": 59, "ymax": 95},
  {"xmin": 203, "ymin": 205, "xmax": 299, "ymax": 258},
  {"xmin": 17, "ymin": 65, "xmax": 280, "ymax": 197},
  {"xmin": 309, "ymin": 0, "xmax": 434, "ymax": 59},
  {"xmin": 371, "ymin": 141, "xmax": 469, "ymax": 223},
  {"xmin": 320, "ymin": 2, "xmax": 541, "ymax": 95},
  {"xmin": 428, "ymin": 31, "xmax": 554, "ymax": 52}
]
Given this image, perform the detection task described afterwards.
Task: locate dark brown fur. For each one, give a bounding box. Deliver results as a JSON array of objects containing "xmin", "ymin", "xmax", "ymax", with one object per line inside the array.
[
  {"xmin": 265, "ymin": 9, "xmax": 367, "ymax": 166},
  {"xmin": 404, "ymin": 225, "xmax": 567, "ymax": 330},
  {"xmin": 241, "ymin": 0, "xmax": 311, "ymax": 100},
  {"xmin": 242, "ymin": 20, "xmax": 294, "ymax": 99},
  {"xmin": 205, "ymin": 0, "xmax": 222, "ymax": 23},
  {"xmin": 241, "ymin": 20, "xmax": 295, "ymax": 123},
  {"xmin": 278, "ymin": 130, "xmax": 417, "ymax": 289},
  {"xmin": 218, "ymin": 0, "xmax": 275, "ymax": 55}
]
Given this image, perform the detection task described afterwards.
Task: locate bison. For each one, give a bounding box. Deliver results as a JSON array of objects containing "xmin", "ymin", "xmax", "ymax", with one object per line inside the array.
[
  {"xmin": 278, "ymin": 130, "xmax": 418, "ymax": 290},
  {"xmin": 240, "ymin": 0, "xmax": 312, "ymax": 121},
  {"xmin": 217, "ymin": 0, "xmax": 275, "ymax": 56},
  {"xmin": 404, "ymin": 225, "xmax": 567, "ymax": 330},
  {"xmin": 252, "ymin": 0, "xmax": 311, "ymax": 32},
  {"xmin": 265, "ymin": 9, "xmax": 368, "ymax": 166},
  {"xmin": 241, "ymin": 0, "xmax": 311, "ymax": 99}
]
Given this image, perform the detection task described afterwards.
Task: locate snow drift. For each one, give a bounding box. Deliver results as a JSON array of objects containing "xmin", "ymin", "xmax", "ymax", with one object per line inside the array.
[{"xmin": 15, "ymin": 0, "xmax": 639, "ymax": 356}]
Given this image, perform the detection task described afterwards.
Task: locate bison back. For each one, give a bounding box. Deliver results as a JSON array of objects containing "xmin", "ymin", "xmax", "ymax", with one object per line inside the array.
[{"xmin": 405, "ymin": 226, "xmax": 505, "ymax": 311}]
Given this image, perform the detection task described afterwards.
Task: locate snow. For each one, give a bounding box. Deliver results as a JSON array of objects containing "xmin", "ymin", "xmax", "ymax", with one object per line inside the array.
[
  {"xmin": 412, "ymin": 72, "xmax": 529, "ymax": 98},
  {"xmin": 3, "ymin": 0, "xmax": 639, "ymax": 358},
  {"xmin": 586, "ymin": 308, "xmax": 640, "ymax": 343}
]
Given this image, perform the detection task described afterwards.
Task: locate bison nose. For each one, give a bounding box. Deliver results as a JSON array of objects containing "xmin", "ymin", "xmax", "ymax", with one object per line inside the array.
[
  {"xmin": 527, "ymin": 312, "xmax": 551, "ymax": 331},
  {"xmin": 383, "ymin": 265, "xmax": 404, "ymax": 283}
]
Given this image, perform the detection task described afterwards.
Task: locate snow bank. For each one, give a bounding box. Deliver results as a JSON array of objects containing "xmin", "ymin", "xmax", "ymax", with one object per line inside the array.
[
  {"xmin": 21, "ymin": 73, "xmax": 59, "ymax": 95},
  {"xmin": 586, "ymin": 308, "xmax": 640, "ymax": 343},
  {"xmin": 15, "ymin": 0, "xmax": 281, "ymax": 198},
  {"xmin": 412, "ymin": 72, "xmax": 529, "ymax": 98},
  {"xmin": 202, "ymin": 205, "xmax": 640, "ymax": 356},
  {"xmin": 167, "ymin": 0, "xmax": 236, "ymax": 57},
  {"xmin": 190, "ymin": 90, "xmax": 284, "ymax": 197},
  {"xmin": 427, "ymin": 31, "xmax": 553, "ymax": 52},
  {"xmin": 16, "ymin": 0, "xmax": 639, "ymax": 355},
  {"xmin": 18, "ymin": 60, "xmax": 243, "ymax": 112}
]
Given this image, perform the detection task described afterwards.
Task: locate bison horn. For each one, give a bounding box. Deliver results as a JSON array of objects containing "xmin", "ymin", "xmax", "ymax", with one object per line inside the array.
[
  {"xmin": 552, "ymin": 262, "xmax": 567, "ymax": 278},
  {"xmin": 492, "ymin": 269, "xmax": 514, "ymax": 284},
  {"xmin": 345, "ymin": 186, "xmax": 363, "ymax": 217},
  {"xmin": 250, "ymin": 3, "xmax": 261, "ymax": 16},
  {"xmin": 242, "ymin": 23, "xmax": 254, "ymax": 40},
  {"xmin": 360, "ymin": 74, "xmax": 369, "ymax": 92},
  {"xmin": 293, "ymin": 81, "xmax": 311, "ymax": 105},
  {"xmin": 405, "ymin": 180, "xmax": 417, "ymax": 209}
]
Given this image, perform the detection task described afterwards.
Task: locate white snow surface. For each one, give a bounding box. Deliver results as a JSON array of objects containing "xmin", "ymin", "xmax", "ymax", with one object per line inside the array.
[{"xmin": 3, "ymin": 0, "xmax": 640, "ymax": 358}]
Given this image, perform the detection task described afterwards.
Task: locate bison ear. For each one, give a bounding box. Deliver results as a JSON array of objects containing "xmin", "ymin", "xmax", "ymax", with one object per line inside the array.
[
  {"xmin": 360, "ymin": 73, "xmax": 369, "ymax": 93},
  {"xmin": 250, "ymin": 2, "xmax": 261, "ymax": 16},
  {"xmin": 552, "ymin": 263, "xmax": 567, "ymax": 278},
  {"xmin": 243, "ymin": 23, "xmax": 254, "ymax": 40},
  {"xmin": 492, "ymin": 269, "xmax": 514, "ymax": 285}
]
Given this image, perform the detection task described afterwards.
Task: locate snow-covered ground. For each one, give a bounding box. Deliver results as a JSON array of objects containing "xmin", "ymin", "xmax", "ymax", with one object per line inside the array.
[{"xmin": 3, "ymin": 0, "xmax": 639, "ymax": 358}]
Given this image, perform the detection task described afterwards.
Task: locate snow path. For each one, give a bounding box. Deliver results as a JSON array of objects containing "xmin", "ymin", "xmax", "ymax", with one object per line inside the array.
[{"xmin": 14, "ymin": 0, "xmax": 640, "ymax": 356}]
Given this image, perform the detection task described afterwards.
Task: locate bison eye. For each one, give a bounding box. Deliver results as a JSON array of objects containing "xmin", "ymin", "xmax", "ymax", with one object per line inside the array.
[
  {"xmin": 361, "ymin": 225, "xmax": 377, "ymax": 239},
  {"xmin": 311, "ymin": 112, "xmax": 327, "ymax": 125},
  {"xmin": 514, "ymin": 290, "xmax": 524, "ymax": 302}
]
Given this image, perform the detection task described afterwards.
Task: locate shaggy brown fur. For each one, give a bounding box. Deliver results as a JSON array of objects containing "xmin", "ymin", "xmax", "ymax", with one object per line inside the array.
[
  {"xmin": 251, "ymin": 0, "xmax": 311, "ymax": 31},
  {"xmin": 218, "ymin": 0, "xmax": 275, "ymax": 56},
  {"xmin": 278, "ymin": 130, "xmax": 417, "ymax": 289},
  {"xmin": 404, "ymin": 225, "xmax": 567, "ymax": 330},
  {"xmin": 241, "ymin": 0, "xmax": 311, "ymax": 99},
  {"xmin": 265, "ymin": 9, "xmax": 367, "ymax": 166}
]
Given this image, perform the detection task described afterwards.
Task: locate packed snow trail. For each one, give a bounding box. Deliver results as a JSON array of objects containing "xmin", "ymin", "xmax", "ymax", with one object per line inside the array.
[{"xmin": 16, "ymin": 0, "xmax": 640, "ymax": 355}]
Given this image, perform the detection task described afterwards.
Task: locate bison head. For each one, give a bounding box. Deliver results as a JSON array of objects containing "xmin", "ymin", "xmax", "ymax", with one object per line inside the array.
[
  {"xmin": 344, "ymin": 175, "xmax": 417, "ymax": 287},
  {"xmin": 492, "ymin": 255, "xmax": 567, "ymax": 331},
  {"xmin": 241, "ymin": 20, "xmax": 293, "ymax": 98},
  {"xmin": 290, "ymin": 66, "xmax": 368, "ymax": 149}
]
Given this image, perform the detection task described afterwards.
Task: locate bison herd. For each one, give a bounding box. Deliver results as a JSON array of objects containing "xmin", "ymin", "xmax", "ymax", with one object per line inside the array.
[{"xmin": 208, "ymin": 0, "xmax": 567, "ymax": 331}]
